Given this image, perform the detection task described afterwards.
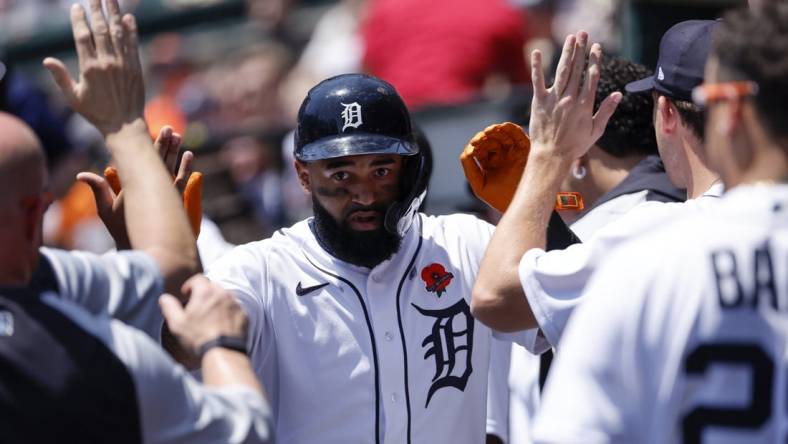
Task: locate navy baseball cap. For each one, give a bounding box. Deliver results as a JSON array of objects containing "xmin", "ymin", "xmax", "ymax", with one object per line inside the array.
[{"xmin": 626, "ymin": 20, "xmax": 720, "ymax": 101}]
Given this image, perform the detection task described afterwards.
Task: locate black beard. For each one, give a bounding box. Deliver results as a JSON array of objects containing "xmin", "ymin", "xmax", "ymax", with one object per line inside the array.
[{"xmin": 310, "ymin": 196, "xmax": 401, "ymax": 268}]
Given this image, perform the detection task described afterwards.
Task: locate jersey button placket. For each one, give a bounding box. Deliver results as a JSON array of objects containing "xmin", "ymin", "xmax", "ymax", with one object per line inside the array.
[{"xmin": 366, "ymin": 273, "xmax": 408, "ymax": 442}]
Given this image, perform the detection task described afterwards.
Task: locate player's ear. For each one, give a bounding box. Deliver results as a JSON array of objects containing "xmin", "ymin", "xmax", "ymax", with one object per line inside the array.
[
  {"xmin": 658, "ymin": 96, "xmax": 678, "ymax": 134},
  {"xmin": 294, "ymin": 160, "xmax": 312, "ymax": 195}
]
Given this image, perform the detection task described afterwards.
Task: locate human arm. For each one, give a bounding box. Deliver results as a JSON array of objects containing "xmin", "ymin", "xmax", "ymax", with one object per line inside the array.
[
  {"xmin": 159, "ymin": 274, "xmax": 261, "ymax": 392},
  {"xmin": 471, "ymin": 32, "xmax": 621, "ymax": 332},
  {"xmin": 96, "ymin": 274, "xmax": 271, "ymax": 443},
  {"xmin": 43, "ymin": 0, "xmax": 199, "ymax": 298}
]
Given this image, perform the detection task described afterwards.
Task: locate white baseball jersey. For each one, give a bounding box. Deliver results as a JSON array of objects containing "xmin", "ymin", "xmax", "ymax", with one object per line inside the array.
[
  {"xmin": 503, "ymin": 183, "xmax": 724, "ymax": 354},
  {"xmin": 207, "ymin": 213, "xmax": 507, "ymax": 444},
  {"xmin": 569, "ymin": 190, "xmax": 653, "ymax": 241},
  {"xmin": 508, "ymin": 183, "xmax": 689, "ymax": 444},
  {"xmin": 198, "ymin": 216, "xmax": 236, "ymax": 267},
  {"xmin": 533, "ymin": 183, "xmax": 788, "ymax": 443}
]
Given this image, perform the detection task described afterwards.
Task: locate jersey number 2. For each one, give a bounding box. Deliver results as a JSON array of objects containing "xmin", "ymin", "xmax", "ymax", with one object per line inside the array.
[{"xmin": 681, "ymin": 343, "xmax": 774, "ymax": 444}]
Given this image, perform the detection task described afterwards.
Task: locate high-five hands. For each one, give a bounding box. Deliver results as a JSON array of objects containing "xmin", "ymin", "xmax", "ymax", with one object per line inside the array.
[
  {"xmin": 460, "ymin": 32, "xmax": 619, "ymax": 214},
  {"xmin": 528, "ymin": 31, "xmax": 621, "ymax": 162},
  {"xmin": 460, "ymin": 123, "xmax": 586, "ymax": 213},
  {"xmin": 79, "ymin": 126, "xmax": 204, "ymax": 248},
  {"xmin": 103, "ymin": 127, "xmax": 203, "ymax": 239},
  {"xmin": 43, "ymin": 0, "xmax": 145, "ymax": 137}
]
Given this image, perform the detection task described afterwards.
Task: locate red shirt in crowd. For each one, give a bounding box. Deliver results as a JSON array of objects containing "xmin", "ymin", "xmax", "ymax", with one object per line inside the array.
[{"xmin": 361, "ymin": 0, "xmax": 530, "ymax": 109}]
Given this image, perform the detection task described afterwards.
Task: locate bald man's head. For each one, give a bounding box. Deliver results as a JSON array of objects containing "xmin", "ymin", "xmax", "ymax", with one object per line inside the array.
[
  {"xmin": 0, "ymin": 112, "xmax": 47, "ymax": 205},
  {"xmin": 0, "ymin": 112, "xmax": 49, "ymax": 286}
]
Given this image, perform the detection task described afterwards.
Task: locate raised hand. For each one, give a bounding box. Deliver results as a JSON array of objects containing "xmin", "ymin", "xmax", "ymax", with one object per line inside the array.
[
  {"xmin": 528, "ymin": 32, "xmax": 621, "ymax": 161},
  {"xmin": 79, "ymin": 126, "xmax": 203, "ymax": 248},
  {"xmin": 460, "ymin": 122, "xmax": 530, "ymax": 213},
  {"xmin": 43, "ymin": 0, "xmax": 145, "ymax": 136}
]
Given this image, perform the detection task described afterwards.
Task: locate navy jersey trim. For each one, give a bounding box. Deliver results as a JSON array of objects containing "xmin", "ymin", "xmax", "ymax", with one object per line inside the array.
[
  {"xmin": 303, "ymin": 254, "xmax": 382, "ymax": 444},
  {"xmin": 395, "ymin": 215, "xmax": 424, "ymax": 444}
]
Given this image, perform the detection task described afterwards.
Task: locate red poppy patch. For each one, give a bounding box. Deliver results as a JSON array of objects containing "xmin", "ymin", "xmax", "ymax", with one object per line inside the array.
[{"xmin": 421, "ymin": 263, "xmax": 454, "ymax": 297}]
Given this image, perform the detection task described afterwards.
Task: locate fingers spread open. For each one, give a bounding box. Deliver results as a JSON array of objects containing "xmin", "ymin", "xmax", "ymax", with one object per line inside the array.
[
  {"xmin": 155, "ymin": 126, "xmax": 175, "ymax": 171},
  {"xmin": 592, "ymin": 92, "xmax": 622, "ymax": 141},
  {"xmin": 77, "ymin": 171, "xmax": 115, "ymax": 214},
  {"xmin": 171, "ymin": 132, "xmax": 183, "ymax": 151},
  {"xmin": 121, "ymin": 14, "xmax": 141, "ymax": 72},
  {"xmin": 70, "ymin": 3, "xmax": 95, "ymax": 70},
  {"xmin": 42, "ymin": 58, "xmax": 78, "ymax": 107},
  {"xmin": 563, "ymin": 31, "xmax": 589, "ymax": 99},
  {"xmin": 175, "ymin": 151, "xmax": 194, "ymax": 193},
  {"xmin": 89, "ymin": 0, "xmax": 113, "ymax": 57},
  {"xmin": 531, "ymin": 49, "xmax": 547, "ymax": 99},
  {"xmin": 581, "ymin": 43, "xmax": 603, "ymax": 108},
  {"xmin": 106, "ymin": 0, "xmax": 125, "ymax": 57},
  {"xmin": 552, "ymin": 34, "xmax": 576, "ymax": 95}
]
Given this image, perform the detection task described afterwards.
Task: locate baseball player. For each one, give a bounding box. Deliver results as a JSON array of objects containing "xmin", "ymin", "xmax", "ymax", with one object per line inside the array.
[
  {"xmin": 533, "ymin": 6, "xmax": 788, "ymax": 442},
  {"xmin": 503, "ymin": 56, "xmax": 684, "ymax": 444},
  {"xmin": 469, "ymin": 23, "xmax": 721, "ymax": 354},
  {"xmin": 205, "ymin": 73, "xmax": 511, "ymax": 443}
]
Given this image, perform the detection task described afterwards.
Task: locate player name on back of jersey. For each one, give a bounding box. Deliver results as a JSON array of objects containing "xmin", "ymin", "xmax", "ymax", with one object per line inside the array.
[{"xmin": 711, "ymin": 241, "xmax": 787, "ymax": 312}]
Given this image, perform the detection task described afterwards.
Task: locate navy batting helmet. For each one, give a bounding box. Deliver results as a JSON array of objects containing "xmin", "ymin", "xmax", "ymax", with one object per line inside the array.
[{"xmin": 294, "ymin": 73, "xmax": 428, "ymax": 237}]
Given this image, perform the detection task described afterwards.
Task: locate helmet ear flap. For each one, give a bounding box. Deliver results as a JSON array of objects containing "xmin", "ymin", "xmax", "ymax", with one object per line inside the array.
[{"xmin": 384, "ymin": 148, "xmax": 430, "ymax": 236}]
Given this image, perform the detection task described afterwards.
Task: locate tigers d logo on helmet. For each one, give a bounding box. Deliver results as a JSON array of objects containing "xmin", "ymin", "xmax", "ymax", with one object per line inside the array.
[{"xmin": 340, "ymin": 102, "xmax": 363, "ymax": 131}]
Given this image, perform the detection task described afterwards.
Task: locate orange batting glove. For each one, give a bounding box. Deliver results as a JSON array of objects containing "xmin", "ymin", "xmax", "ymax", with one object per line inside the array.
[
  {"xmin": 103, "ymin": 166, "xmax": 203, "ymax": 237},
  {"xmin": 460, "ymin": 122, "xmax": 530, "ymax": 213},
  {"xmin": 460, "ymin": 122, "xmax": 585, "ymax": 213}
]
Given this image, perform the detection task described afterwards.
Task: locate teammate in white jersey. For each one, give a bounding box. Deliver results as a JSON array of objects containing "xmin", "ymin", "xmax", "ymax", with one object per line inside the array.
[
  {"xmin": 534, "ymin": 6, "xmax": 788, "ymax": 441},
  {"xmin": 206, "ymin": 73, "xmax": 513, "ymax": 443},
  {"xmin": 507, "ymin": 56, "xmax": 683, "ymax": 444},
  {"xmin": 470, "ymin": 22, "xmax": 721, "ymax": 354}
]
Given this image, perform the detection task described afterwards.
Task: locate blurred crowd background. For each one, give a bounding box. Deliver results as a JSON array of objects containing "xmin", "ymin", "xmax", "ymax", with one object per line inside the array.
[{"xmin": 0, "ymin": 0, "xmax": 742, "ymax": 252}]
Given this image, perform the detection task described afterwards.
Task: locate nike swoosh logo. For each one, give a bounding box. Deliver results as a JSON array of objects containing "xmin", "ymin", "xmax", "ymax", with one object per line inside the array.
[{"xmin": 295, "ymin": 281, "xmax": 329, "ymax": 297}]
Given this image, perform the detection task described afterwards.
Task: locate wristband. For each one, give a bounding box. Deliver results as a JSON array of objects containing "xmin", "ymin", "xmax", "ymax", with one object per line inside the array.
[{"xmin": 198, "ymin": 335, "xmax": 247, "ymax": 358}]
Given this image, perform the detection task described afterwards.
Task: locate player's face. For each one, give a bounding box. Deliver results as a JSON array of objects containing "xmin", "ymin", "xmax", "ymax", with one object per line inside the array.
[{"xmin": 297, "ymin": 154, "xmax": 404, "ymax": 231}]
